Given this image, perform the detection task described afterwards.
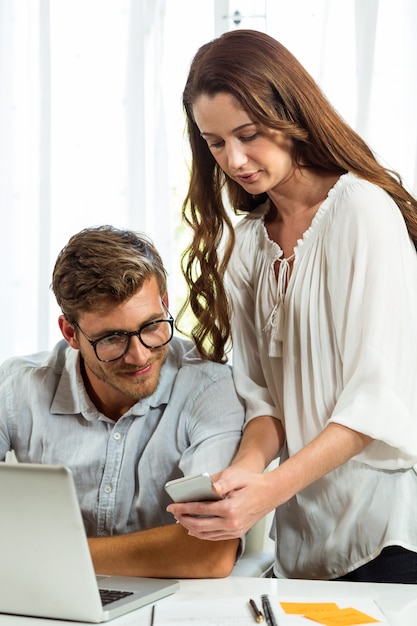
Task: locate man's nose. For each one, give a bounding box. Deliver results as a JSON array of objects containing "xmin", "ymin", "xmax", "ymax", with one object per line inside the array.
[{"xmin": 123, "ymin": 334, "xmax": 152, "ymax": 363}]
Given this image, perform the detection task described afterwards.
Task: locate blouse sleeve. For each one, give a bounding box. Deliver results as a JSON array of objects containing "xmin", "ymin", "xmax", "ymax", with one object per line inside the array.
[
  {"xmin": 226, "ymin": 215, "xmax": 283, "ymax": 425},
  {"xmin": 326, "ymin": 180, "xmax": 417, "ymax": 468}
]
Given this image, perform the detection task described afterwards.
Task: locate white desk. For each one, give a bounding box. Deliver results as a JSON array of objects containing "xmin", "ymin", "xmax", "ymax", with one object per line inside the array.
[{"xmin": 1, "ymin": 577, "xmax": 416, "ymax": 625}]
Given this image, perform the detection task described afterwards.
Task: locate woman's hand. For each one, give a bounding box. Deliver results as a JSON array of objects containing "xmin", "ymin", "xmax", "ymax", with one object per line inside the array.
[{"xmin": 166, "ymin": 466, "xmax": 276, "ymax": 541}]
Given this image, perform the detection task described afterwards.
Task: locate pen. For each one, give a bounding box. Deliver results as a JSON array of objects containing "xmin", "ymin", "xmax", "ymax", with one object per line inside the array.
[
  {"xmin": 150, "ymin": 604, "xmax": 156, "ymax": 626},
  {"xmin": 261, "ymin": 595, "xmax": 278, "ymax": 626},
  {"xmin": 249, "ymin": 598, "xmax": 264, "ymax": 623}
]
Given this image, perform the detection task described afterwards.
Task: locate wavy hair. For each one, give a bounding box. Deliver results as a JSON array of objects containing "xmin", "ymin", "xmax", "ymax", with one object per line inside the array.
[
  {"xmin": 178, "ymin": 29, "xmax": 417, "ymax": 362},
  {"xmin": 52, "ymin": 225, "xmax": 167, "ymax": 323}
]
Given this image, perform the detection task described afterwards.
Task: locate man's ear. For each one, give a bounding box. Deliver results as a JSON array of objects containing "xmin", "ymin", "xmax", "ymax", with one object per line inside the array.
[
  {"xmin": 162, "ymin": 293, "xmax": 169, "ymax": 308},
  {"xmin": 58, "ymin": 315, "xmax": 80, "ymax": 350}
]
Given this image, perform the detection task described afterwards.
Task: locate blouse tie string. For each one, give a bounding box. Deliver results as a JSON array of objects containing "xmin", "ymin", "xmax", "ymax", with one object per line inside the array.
[{"xmin": 264, "ymin": 254, "xmax": 294, "ymax": 357}]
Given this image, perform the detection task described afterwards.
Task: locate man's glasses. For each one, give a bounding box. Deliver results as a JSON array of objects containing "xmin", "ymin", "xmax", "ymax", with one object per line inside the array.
[{"xmin": 74, "ymin": 302, "xmax": 174, "ymax": 362}]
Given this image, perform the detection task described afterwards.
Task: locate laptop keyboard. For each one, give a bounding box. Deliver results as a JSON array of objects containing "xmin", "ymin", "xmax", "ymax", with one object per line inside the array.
[{"xmin": 99, "ymin": 588, "xmax": 134, "ymax": 606}]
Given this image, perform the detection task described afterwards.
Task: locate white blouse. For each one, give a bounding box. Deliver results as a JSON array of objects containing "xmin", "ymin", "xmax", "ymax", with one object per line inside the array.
[{"xmin": 227, "ymin": 172, "xmax": 417, "ymax": 578}]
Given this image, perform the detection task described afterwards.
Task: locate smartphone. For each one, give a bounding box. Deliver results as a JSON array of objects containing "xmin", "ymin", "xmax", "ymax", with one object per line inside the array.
[{"xmin": 165, "ymin": 472, "xmax": 223, "ymax": 503}]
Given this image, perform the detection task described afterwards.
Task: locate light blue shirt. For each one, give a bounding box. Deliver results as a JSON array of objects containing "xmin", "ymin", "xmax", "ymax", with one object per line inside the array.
[{"xmin": 0, "ymin": 338, "xmax": 244, "ymax": 537}]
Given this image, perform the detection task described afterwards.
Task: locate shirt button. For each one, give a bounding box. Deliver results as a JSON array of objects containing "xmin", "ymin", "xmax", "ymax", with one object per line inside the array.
[
  {"xmin": 113, "ymin": 432, "xmax": 121, "ymax": 440},
  {"xmin": 104, "ymin": 485, "xmax": 112, "ymax": 493}
]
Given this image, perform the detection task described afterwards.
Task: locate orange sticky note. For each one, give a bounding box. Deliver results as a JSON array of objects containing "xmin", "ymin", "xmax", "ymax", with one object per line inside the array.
[
  {"xmin": 304, "ymin": 606, "xmax": 380, "ymax": 625},
  {"xmin": 280, "ymin": 601, "xmax": 380, "ymax": 626},
  {"xmin": 280, "ymin": 602, "xmax": 339, "ymax": 615}
]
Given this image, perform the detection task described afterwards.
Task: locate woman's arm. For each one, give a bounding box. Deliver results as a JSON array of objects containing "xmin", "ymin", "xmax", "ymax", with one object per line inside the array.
[
  {"xmin": 168, "ymin": 422, "xmax": 372, "ymax": 540},
  {"xmin": 230, "ymin": 414, "xmax": 284, "ymax": 472}
]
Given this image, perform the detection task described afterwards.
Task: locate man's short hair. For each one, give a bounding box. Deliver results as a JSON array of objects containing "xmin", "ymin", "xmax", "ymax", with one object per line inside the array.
[{"xmin": 51, "ymin": 225, "xmax": 167, "ymax": 323}]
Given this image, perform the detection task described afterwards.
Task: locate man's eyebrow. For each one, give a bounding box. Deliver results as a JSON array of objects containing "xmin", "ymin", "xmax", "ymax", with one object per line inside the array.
[{"xmin": 201, "ymin": 122, "xmax": 256, "ymax": 137}]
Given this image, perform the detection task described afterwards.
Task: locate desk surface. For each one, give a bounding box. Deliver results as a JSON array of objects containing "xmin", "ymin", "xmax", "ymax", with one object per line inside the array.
[{"xmin": 1, "ymin": 577, "xmax": 416, "ymax": 625}]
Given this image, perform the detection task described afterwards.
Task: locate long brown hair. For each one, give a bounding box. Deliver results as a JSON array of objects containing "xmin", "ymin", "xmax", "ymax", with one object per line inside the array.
[{"xmin": 177, "ymin": 29, "xmax": 417, "ymax": 362}]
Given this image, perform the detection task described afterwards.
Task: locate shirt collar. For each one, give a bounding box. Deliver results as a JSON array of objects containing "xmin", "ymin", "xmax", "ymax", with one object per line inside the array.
[{"xmin": 50, "ymin": 342, "xmax": 179, "ymax": 421}]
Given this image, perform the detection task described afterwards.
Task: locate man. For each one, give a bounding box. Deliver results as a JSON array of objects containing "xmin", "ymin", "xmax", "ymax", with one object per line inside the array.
[{"xmin": 0, "ymin": 226, "xmax": 244, "ymax": 578}]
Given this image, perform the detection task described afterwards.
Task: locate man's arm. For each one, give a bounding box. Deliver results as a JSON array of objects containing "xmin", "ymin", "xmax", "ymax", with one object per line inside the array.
[{"xmin": 88, "ymin": 523, "xmax": 240, "ymax": 578}]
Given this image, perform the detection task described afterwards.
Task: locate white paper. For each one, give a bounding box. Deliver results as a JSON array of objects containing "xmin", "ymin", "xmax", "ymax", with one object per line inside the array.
[{"xmin": 152, "ymin": 594, "xmax": 392, "ymax": 626}]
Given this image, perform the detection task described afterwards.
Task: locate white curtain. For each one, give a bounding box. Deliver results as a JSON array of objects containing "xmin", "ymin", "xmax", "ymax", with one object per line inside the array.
[
  {"xmin": 264, "ymin": 0, "xmax": 417, "ymax": 193},
  {"xmin": 0, "ymin": 0, "xmax": 168, "ymax": 360},
  {"xmin": 0, "ymin": 0, "xmax": 416, "ymax": 363}
]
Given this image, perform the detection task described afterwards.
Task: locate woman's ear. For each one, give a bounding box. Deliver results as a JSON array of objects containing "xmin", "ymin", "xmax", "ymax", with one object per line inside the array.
[{"xmin": 58, "ymin": 315, "xmax": 80, "ymax": 350}]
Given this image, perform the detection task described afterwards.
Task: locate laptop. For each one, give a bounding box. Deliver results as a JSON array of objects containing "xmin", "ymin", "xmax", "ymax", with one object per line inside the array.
[{"xmin": 0, "ymin": 462, "xmax": 179, "ymax": 623}]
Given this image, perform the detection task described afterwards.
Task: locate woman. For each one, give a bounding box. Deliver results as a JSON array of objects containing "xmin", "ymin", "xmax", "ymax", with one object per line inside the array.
[{"xmin": 168, "ymin": 29, "xmax": 417, "ymax": 582}]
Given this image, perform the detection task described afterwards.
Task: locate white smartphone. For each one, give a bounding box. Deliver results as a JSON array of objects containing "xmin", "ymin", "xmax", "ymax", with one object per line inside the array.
[{"xmin": 165, "ymin": 472, "xmax": 223, "ymax": 503}]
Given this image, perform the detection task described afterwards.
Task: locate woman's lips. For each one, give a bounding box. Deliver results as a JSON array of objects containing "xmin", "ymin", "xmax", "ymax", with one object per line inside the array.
[{"xmin": 236, "ymin": 171, "xmax": 259, "ymax": 184}]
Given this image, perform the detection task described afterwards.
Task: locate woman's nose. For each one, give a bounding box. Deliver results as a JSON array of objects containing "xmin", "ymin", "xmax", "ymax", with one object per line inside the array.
[{"xmin": 226, "ymin": 143, "xmax": 248, "ymax": 170}]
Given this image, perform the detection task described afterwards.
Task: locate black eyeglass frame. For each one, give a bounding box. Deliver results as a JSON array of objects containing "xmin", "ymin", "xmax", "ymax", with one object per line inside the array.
[{"xmin": 73, "ymin": 301, "xmax": 174, "ymax": 362}]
